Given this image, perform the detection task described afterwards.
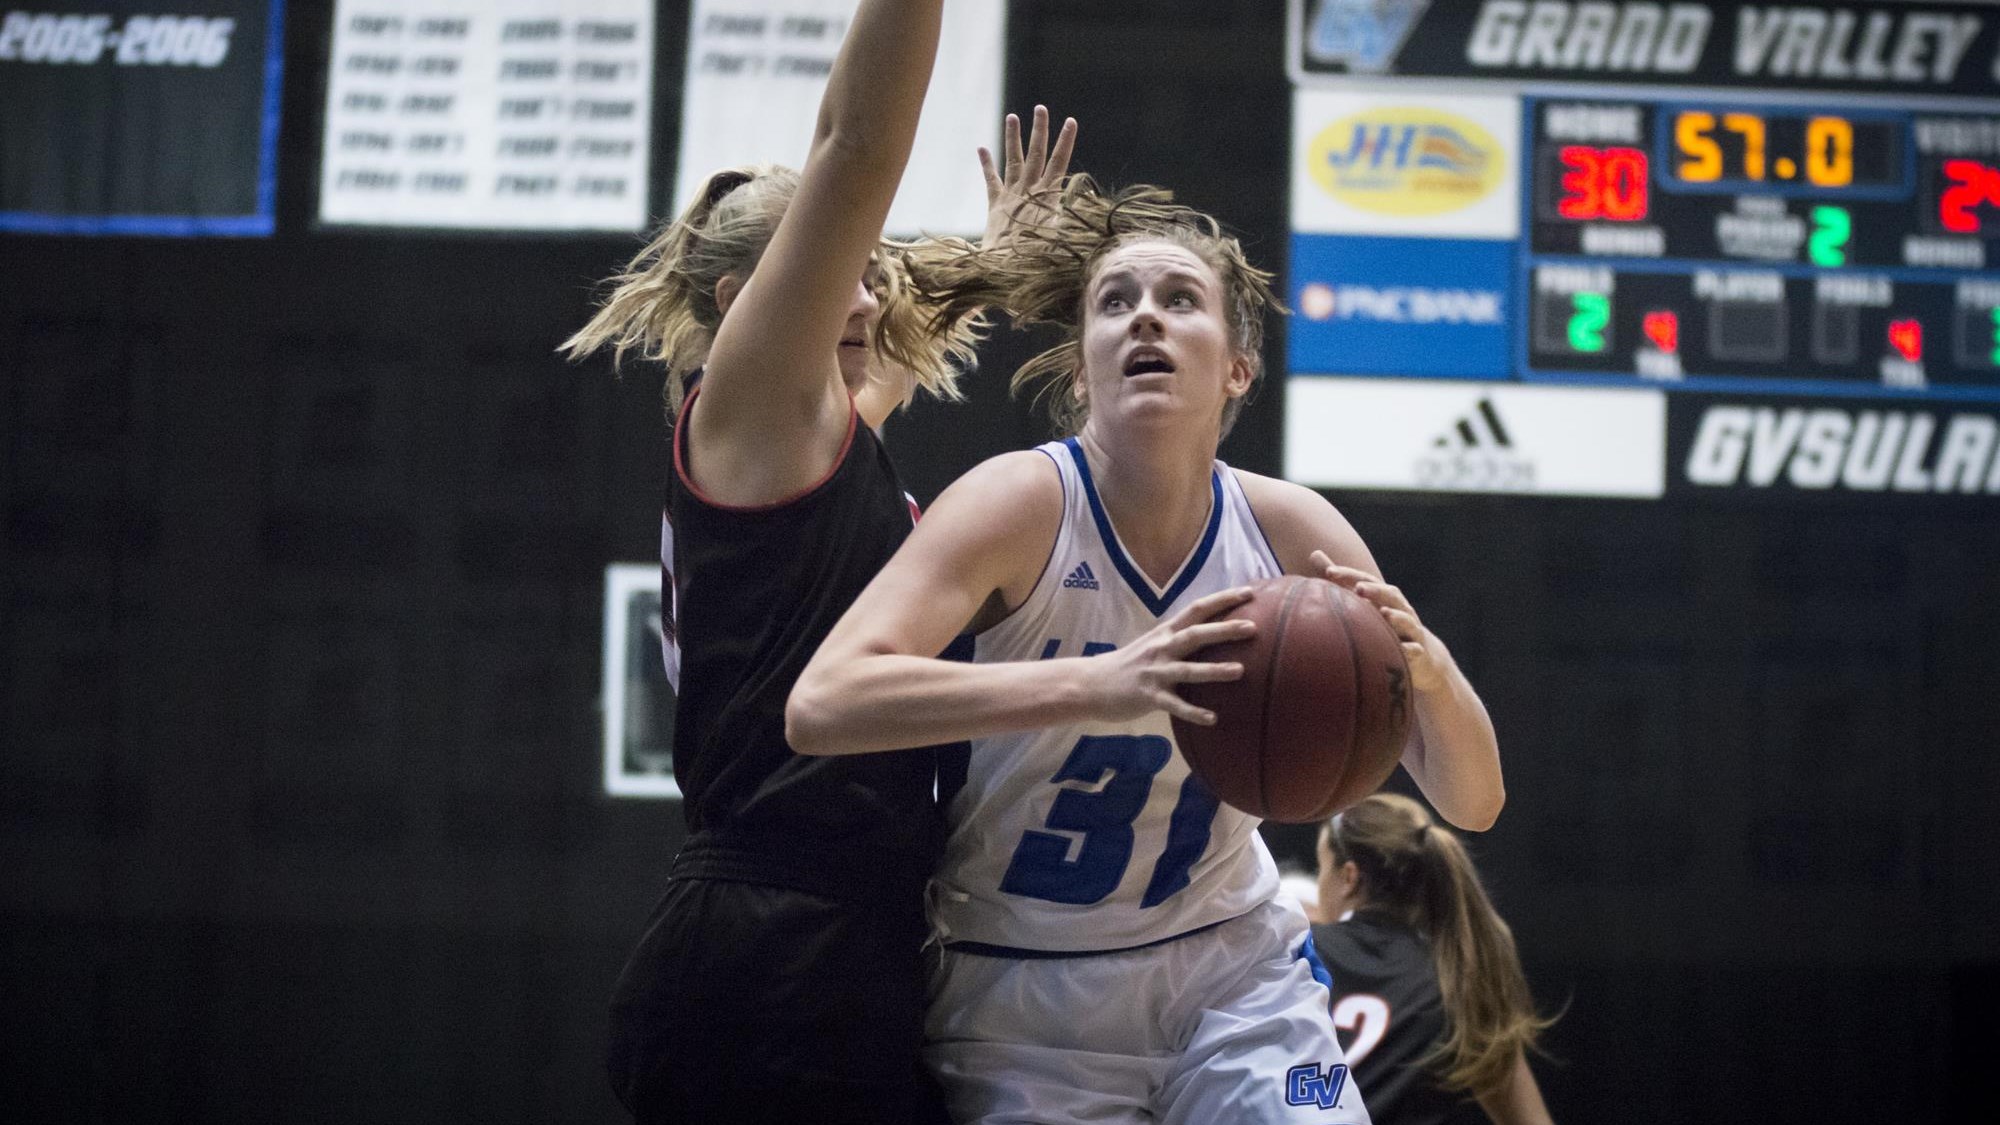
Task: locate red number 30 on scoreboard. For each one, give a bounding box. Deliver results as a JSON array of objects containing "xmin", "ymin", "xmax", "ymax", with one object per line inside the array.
[{"xmin": 1557, "ymin": 145, "xmax": 1650, "ymax": 222}]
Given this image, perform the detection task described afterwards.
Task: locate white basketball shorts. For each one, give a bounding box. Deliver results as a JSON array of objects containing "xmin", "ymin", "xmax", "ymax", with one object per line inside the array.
[{"xmin": 924, "ymin": 897, "xmax": 1371, "ymax": 1125}]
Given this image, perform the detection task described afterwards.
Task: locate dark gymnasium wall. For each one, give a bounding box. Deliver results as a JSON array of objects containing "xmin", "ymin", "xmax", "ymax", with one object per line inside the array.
[{"xmin": 4, "ymin": 2, "xmax": 1998, "ymax": 1122}]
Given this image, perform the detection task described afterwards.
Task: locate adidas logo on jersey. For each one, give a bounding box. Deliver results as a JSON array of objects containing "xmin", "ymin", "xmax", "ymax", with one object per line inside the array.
[{"xmin": 1061, "ymin": 561, "xmax": 1100, "ymax": 590}]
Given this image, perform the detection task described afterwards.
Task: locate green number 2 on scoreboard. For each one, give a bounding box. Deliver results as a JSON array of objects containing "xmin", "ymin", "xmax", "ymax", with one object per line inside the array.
[
  {"xmin": 1809, "ymin": 206, "xmax": 1851, "ymax": 268},
  {"xmin": 1568, "ymin": 293, "xmax": 1610, "ymax": 353}
]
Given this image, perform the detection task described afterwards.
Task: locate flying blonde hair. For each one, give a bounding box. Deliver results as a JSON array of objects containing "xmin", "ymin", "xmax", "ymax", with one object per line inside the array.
[
  {"xmin": 561, "ymin": 164, "xmax": 984, "ymax": 418},
  {"xmin": 909, "ymin": 175, "xmax": 1281, "ymax": 438},
  {"xmin": 1324, "ymin": 793, "xmax": 1557, "ymax": 1100}
]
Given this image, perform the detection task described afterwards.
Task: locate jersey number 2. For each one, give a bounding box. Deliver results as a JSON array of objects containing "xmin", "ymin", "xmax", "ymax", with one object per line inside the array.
[
  {"xmin": 1333, "ymin": 994, "xmax": 1391, "ymax": 1066},
  {"xmin": 998, "ymin": 734, "xmax": 1220, "ymax": 908}
]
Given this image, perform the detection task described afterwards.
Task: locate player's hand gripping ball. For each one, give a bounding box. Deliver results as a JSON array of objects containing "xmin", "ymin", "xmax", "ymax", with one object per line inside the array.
[{"xmin": 1172, "ymin": 576, "xmax": 1411, "ymax": 823}]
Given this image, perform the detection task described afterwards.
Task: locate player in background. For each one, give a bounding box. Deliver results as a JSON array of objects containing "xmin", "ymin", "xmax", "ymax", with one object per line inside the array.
[
  {"xmin": 1314, "ymin": 793, "xmax": 1557, "ymax": 1125},
  {"xmin": 787, "ymin": 179, "xmax": 1504, "ymax": 1124},
  {"xmin": 560, "ymin": 0, "xmax": 1076, "ymax": 1117}
]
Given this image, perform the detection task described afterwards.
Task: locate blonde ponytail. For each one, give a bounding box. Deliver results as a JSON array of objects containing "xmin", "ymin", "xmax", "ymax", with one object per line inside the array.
[
  {"xmin": 1325, "ymin": 794, "xmax": 1555, "ymax": 1101},
  {"xmin": 561, "ymin": 166, "xmax": 788, "ymax": 416},
  {"xmin": 562, "ymin": 165, "xmax": 983, "ymax": 419}
]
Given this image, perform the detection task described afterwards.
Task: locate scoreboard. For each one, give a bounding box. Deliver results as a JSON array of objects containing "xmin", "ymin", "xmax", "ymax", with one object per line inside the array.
[
  {"xmin": 1283, "ymin": 0, "xmax": 2000, "ymax": 499},
  {"xmin": 1525, "ymin": 99, "xmax": 2000, "ymax": 399}
]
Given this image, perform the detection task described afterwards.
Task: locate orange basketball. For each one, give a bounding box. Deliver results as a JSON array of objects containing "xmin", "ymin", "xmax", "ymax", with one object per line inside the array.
[{"xmin": 1173, "ymin": 575, "xmax": 1412, "ymax": 823}]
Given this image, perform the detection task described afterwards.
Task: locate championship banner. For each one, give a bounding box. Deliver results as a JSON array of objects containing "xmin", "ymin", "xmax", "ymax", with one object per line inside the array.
[
  {"xmin": 0, "ymin": 0, "xmax": 284, "ymax": 236},
  {"xmin": 675, "ymin": 0, "xmax": 1004, "ymax": 237},
  {"xmin": 1292, "ymin": 0, "xmax": 2000, "ymax": 100},
  {"xmin": 319, "ymin": 0, "xmax": 654, "ymax": 232}
]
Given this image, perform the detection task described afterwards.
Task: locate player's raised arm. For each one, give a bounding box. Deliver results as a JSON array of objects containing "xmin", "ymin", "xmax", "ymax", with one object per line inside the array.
[
  {"xmin": 1236, "ymin": 470, "xmax": 1505, "ymax": 831},
  {"xmin": 852, "ymin": 105, "xmax": 1078, "ymax": 429},
  {"xmin": 690, "ymin": 0, "xmax": 944, "ymax": 499},
  {"xmin": 786, "ymin": 452, "xmax": 1257, "ymax": 757}
]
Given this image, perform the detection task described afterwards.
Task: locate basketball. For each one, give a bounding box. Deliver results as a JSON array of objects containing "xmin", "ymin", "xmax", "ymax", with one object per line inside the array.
[{"xmin": 1173, "ymin": 575, "xmax": 1413, "ymax": 823}]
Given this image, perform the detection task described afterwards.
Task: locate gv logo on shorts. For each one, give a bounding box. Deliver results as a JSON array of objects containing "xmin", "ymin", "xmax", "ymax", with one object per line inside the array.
[{"xmin": 1286, "ymin": 1062, "xmax": 1350, "ymax": 1109}]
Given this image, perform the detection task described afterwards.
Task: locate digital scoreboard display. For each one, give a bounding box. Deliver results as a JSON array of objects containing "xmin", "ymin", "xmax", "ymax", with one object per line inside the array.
[
  {"xmin": 1284, "ymin": 0, "xmax": 2000, "ymax": 499},
  {"xmin": 1525, "ymin": 99, "xmax": 2000, "ymax": 398}
]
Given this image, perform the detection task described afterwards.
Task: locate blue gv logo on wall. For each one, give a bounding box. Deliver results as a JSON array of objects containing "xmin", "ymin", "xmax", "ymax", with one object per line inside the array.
[{"xmin": 1307, "ymin": 0, "xmax": 1431, "ymax": 73}]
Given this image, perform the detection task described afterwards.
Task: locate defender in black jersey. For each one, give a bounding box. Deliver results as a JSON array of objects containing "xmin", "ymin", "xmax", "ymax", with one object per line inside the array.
[
  {"xmin": 1311, "ymin": 794, "xmax": 1557, "ymax": 1125},
  {"xmin": 560, "ymin": 2, "xmax": 1076, "ymax": 1117},
  {"xmin": 604, "ymin": 390, "xmax": 953, "ymax": 1123}
]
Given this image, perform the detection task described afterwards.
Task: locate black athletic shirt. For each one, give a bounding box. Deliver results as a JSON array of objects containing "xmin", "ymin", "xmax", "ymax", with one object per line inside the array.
[
  {"xmin": 662, "ymin": 384, "xmax": 953, "ymax": 905},
  {"xmin": 1314, "ymin": 910, "xmax": 1485, "ymax": 1125}
]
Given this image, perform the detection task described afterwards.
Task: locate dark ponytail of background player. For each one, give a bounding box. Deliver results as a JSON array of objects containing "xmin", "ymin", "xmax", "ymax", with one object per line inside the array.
[{"xmin": 1325, "ymin": 792, "xmax": 1555, "ymax": 1102}]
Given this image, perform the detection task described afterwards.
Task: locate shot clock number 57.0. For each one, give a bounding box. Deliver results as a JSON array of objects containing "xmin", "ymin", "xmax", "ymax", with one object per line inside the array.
[{"xmin": 1672, "ymin": 111, "xmax": 1877, "ymax": 188}]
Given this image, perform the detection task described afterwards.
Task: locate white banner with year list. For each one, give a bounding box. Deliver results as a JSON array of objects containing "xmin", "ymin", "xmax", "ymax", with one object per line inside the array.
[
  {"xmin": 676, "ymin": 0, "xmax": 1005, "ymax": 237},
  {"xmin": 320, "ymin": 0, "xmax": 654, "ymax": 231}
]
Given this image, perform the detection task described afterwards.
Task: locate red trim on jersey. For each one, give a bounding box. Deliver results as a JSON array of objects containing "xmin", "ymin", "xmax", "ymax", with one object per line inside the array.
[{"xmin": 672, "ymin": 383, "xmax": 860, "ymax": 513}]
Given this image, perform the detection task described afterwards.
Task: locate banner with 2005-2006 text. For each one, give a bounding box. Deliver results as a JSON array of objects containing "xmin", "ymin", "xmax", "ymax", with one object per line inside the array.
[{"xmin": 0, "ymin": 0, "xmax": 283, "ymax": 236}]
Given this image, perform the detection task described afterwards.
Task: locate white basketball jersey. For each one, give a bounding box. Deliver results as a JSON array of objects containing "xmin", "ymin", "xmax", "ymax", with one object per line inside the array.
[{"xmin": 931, "ymin": 438, "xmax": 1285, "ymax": 953}]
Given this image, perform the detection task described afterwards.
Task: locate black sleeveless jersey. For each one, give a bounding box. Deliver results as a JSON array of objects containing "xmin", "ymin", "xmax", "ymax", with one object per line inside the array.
[
  {"xmin": 1314, "ymin": 911, "xmax": 1485, "ymax": 1125},
  {"xmin": 662, "ymin": 386, "xmax": 952, "ymax": 905}
]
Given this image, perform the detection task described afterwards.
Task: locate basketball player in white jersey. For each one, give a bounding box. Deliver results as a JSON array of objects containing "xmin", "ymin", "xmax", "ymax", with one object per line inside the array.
[{"xmin": 788, "ymin": 181, "xmax": 1505, "ymax": 1124}]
